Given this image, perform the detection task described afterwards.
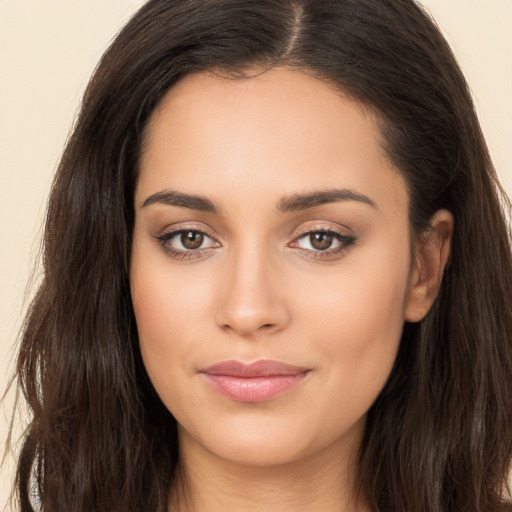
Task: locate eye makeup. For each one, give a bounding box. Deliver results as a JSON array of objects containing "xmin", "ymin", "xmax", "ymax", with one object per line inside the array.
[
  {"xmin": 155, "ymin": 228, "xmax": 220, "ymax": 260},
  {"xmin": 153, "ymin": 221, "xmax": 357, "ymax": 262}
]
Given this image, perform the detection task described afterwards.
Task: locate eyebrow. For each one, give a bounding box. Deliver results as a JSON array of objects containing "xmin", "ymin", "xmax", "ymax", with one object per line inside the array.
[
  {"xmin": 140, "ymin": 187, "xmax": 377, "ymax": 213},
  {"xmin": 141, "ymin": 190, "xmax": 219, "ymax": 213},
  {"xmin": 276, "ymin": 188, "xmax": 377, "ymax": 212}
]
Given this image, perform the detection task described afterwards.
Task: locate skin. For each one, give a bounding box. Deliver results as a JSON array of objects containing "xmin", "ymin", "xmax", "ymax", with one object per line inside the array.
[{"xmin": 130, "ymin": 67, "xmax": 453, "ymax": 511}]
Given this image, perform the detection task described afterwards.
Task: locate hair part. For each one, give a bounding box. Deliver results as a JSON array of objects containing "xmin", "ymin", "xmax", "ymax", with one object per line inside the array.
[{"xmin": 9, "ymin": 1, "xmax": 512, "ymax": 511}]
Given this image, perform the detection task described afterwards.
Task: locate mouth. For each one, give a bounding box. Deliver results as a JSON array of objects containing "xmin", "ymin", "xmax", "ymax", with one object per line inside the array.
[{"xmin": 199, "ymin": 360, "xmax": 312, "ymax": 403}]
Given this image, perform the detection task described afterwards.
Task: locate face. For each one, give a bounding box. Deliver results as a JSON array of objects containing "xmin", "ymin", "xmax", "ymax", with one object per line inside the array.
[{"xmin": 131, "ymin": 67, "xmax": 416, "ymax": 468}]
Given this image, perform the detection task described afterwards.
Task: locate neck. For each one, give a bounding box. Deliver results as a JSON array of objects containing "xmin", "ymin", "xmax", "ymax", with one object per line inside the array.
[{"xmin": 168, "ymin": 425, "xmax": 368, "ymax": 512}]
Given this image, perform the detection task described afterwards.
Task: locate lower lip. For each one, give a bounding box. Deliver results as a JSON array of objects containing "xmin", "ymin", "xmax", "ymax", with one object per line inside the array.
[{"xmin": 202, "ymin": 372, "xmax": 310, "ymax": 402}]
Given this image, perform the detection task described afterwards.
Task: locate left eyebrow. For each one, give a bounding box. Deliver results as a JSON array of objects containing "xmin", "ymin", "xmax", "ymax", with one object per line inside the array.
[{"xmin": 276, "ymin": 188, "xmax": 377, "ymax": 213}]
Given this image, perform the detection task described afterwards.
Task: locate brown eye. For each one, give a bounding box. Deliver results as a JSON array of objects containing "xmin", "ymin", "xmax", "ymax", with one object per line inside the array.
[
  {"xmin": 309, "ymin": 232, "xmax": 334, "ymax": 250},
  {"xmin": 156, "ymin": 228, "xmax": 219, "ymax": 257},
  {"xmin": 181, "ymin": 231, "xmax": 204, "ymax": 249},
  {"xmin": 292, "ymin": 228, "xmax": 356, "ymax": 257}
]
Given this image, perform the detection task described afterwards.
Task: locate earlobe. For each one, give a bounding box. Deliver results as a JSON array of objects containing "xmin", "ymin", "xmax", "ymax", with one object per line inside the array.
[{"xmin": 404, "ymin": 209, "xmax": 453, "ymax": 323}]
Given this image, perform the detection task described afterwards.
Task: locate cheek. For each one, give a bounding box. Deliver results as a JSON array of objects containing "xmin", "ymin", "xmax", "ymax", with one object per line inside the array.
[
  {"xmin": 131, "ymin": 228, "xmax": 216, "ymax": 335},
  {"xmin": 297, "ymin": 241, "xmax": 410, "ymax": 412},
  {"xmin": 129, "ymin": 240, "xmax": 216, "ymax": 401}
]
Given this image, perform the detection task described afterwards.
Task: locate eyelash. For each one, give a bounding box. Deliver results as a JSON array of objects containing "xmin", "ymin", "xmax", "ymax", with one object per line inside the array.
[{"xmin": 155, "ymin": 226, "xmax": 356, "ymax": 261}]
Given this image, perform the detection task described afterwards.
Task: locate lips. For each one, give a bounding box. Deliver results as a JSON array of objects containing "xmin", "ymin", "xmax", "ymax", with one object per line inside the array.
[{"xmin": 200, "ymin": 360, "xmax": 311, "ymax": 402}]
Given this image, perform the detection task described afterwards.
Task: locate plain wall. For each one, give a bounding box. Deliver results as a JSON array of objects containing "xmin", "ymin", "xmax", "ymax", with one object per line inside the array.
[{"xmin": 1, "ymin": 0, "xmax": 511, "ymax": 509}]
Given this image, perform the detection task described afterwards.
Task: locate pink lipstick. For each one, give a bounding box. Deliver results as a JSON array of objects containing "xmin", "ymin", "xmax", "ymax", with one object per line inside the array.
[{"xmin": 200, "ymin": 360, "xmax": 311, "ymax": 402}]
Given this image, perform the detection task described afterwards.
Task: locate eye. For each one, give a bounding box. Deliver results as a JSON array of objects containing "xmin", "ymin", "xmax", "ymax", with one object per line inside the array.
[
  {"xmin": 290, "ymin": 228, "xmax": 356, "ymax": 259},
  {"xmin": 155, "ymin": 229, "xmax": 220, "ymax": 259},
  {"xmin": 299, "ymin": 232, "xmax": 338, "ymax": 251}
]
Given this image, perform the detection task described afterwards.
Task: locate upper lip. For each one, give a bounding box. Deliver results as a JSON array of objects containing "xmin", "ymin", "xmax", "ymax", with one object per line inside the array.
[{"xmin": 200, "ymin": 359, "xmax": 310, "ymax": 377}]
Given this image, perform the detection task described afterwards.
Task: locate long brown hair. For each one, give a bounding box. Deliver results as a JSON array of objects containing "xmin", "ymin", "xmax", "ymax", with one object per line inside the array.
[{"xmin": 9, "ymin": 1, "xmax": 512, "ymax": 511}]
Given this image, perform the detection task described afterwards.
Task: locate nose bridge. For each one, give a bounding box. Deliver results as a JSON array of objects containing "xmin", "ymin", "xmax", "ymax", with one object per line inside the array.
[{"xmin": 215, "ymin": 239, "xmax": 289, "ymax": 336}]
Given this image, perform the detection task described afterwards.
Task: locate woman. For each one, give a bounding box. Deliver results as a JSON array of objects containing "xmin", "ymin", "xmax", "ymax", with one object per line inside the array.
[{"xmin": 10, "ymin": 0, "xmax": 512, "ymax": 511}]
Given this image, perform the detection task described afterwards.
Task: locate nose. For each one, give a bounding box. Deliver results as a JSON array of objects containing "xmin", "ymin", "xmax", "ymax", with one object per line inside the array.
[{"xmin": 215, "ymin": 245, "xmax": 290, "ymax": 338}]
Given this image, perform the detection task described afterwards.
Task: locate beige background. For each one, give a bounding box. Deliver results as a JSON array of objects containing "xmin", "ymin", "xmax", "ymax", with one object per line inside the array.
[{"xmin": 1, "ymin": 0, "xmax": 511, "ymax": 509}]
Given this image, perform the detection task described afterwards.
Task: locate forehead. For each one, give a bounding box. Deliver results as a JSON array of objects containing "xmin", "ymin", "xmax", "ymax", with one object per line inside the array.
[{"xmin": 137, "ymin": 67, "xmax": 408, "ymax": 217}]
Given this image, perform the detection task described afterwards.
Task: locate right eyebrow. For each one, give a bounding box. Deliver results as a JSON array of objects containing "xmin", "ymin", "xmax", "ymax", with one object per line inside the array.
[{"xmin": 141, "ymin": 190, "xmax": 219, "ymax": 213}]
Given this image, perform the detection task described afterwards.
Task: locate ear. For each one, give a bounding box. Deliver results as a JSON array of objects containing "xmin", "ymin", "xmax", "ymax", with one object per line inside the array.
[{"xmin": 404, "ymin": 209, "xmax": 453, "ymax": 323}]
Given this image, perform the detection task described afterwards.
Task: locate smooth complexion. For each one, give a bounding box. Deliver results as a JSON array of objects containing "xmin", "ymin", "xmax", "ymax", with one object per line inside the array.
[{"xmin": 130, "ymin": 67, "xmax": 452, "ymax": 512}]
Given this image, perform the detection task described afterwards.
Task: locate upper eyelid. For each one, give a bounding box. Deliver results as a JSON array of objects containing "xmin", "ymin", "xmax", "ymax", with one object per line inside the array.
[
  {"xmin": 158, "ymin": 223, "xmax": 219, "ymax": 240},
  {"xmin": 156, "ymin": 222, "xmax": 354, "ymax": 247},
  {"xmin": 159, "ymin": 223, "xmax": 350, "ymax": 237},
  {"xmin": 292, "ymin": 222, "xmax": 353, "ymax": 238}
]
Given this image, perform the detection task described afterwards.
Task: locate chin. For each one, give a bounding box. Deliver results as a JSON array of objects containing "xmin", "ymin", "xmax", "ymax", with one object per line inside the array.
[
  {"xmin": 177, "ymin": 411, "xmax": 365, "ymax": 469},
  {"xmin": 202, "ymin": 432, "xmax": 314, "ymax": 467}
]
